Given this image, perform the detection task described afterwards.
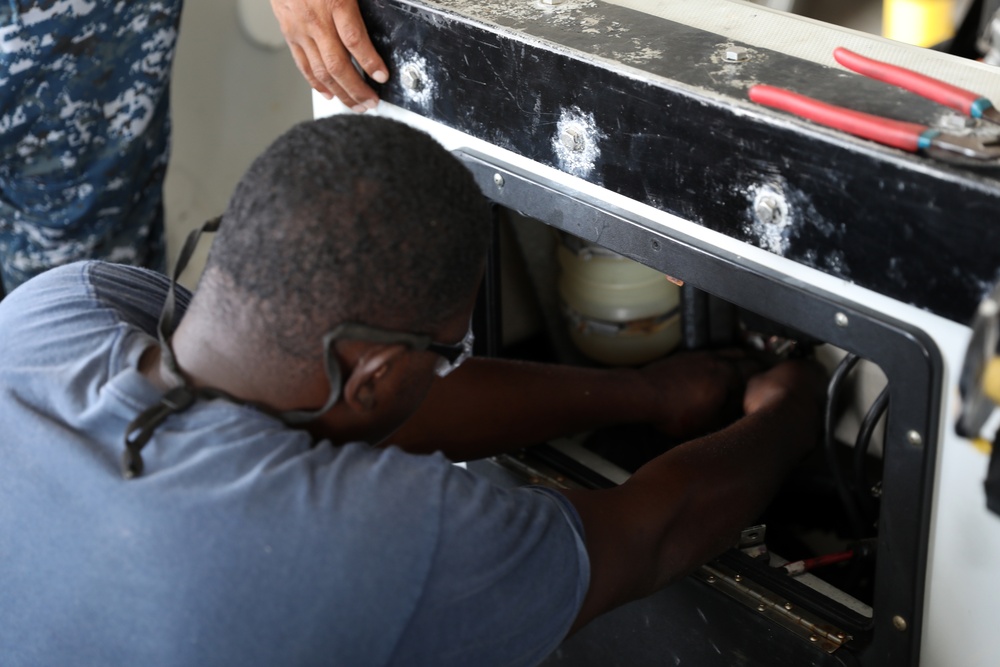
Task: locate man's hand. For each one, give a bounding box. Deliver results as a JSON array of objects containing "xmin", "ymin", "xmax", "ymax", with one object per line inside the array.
[
  {"xmin": 744, "ymin": 358, "xmax": 826, "ymax": 417},
  {"xmin": 638, "ymin": 349, "xmax": 759, "ymax": 440},
  {"xmin": 270, "ymin": 0, "xmax": 388, "ymax": 112}
]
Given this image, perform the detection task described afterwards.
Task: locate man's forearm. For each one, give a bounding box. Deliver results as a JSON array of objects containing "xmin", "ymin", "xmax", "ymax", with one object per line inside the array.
[
  {"xmin": 389, "ymin": 357, "xmax": 650, "ymax": 460},
  {"xmin": 563, "ymin": 387, "xmax": 819, "ymax": 633}
]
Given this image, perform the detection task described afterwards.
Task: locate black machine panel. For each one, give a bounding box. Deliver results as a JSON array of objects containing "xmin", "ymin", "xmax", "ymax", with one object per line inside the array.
[{"xmin": 361, "ymin": 0, "xmax": 1000, "ymax": 324}]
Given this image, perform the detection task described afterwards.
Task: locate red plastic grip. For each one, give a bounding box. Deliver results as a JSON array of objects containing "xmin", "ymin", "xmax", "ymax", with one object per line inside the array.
[
  {"xmin": 834, "ymin": 47, "xmax": 981, "ymax": 116},
  {"xmin": 749, "ymin": 84, "xmax": 927, "ymax": 152}
]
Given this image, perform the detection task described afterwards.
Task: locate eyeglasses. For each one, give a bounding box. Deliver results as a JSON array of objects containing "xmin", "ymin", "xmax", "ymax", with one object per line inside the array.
[{"xmin": 324, "ymin": 318, "xmax": 475, "ymax": 378}]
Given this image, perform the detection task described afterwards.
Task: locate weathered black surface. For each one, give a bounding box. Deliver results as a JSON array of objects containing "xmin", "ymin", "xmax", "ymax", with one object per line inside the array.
[
  {"xmin": 362, "ymin": 0, "xmax": 1000, "ymax": 324},
  {"xmin": 460, "ymin": 152, "xmax": 940, "ymax": 667}
]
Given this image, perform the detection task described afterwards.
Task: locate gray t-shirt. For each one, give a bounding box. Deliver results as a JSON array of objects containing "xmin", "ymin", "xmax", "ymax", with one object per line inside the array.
[{"xmin": 0, "ymin": 262, "xmax": 589, "ymax": 666}]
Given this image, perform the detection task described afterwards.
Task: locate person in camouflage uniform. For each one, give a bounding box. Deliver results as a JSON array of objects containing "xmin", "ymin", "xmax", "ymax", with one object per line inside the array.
[{"xmin": 0, "ymin": 1, "xmax": 184, "ymax": 295}]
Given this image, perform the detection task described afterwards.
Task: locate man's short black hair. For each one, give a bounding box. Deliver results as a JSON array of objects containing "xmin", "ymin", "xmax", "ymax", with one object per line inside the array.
[{"xmin": 203, "ymin": 115, "xmax": 491, "ymax": 359}]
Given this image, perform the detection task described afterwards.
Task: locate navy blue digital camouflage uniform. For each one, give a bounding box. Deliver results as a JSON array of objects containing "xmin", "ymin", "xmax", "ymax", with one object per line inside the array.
[{"xmin": 0, "ymin": 0, "xmax": 184, "ymax": 293}]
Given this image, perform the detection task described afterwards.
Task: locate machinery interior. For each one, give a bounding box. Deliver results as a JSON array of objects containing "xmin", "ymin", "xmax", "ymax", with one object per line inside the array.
[{"xmin": 466, "ymin": 202, "xmax": 921, "ymax": 666}]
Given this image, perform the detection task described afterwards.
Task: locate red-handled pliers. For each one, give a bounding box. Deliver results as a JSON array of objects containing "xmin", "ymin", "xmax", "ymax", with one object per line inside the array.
[
  {"xmin": 748, "ymin": 48, "xmax": 1000, "ymax": 162},
  {"xmin": 833, "ymin": 47, "xmax": 1000, "ymax": 126}
]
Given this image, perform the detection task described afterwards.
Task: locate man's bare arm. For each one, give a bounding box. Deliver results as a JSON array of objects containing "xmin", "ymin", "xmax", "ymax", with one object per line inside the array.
[
  {"xmin": 563, "ymin": 360, "xmax": 823, "ymax": 633},
  {"xmin": 389, "ymin": 351, "xmax": 751, "ymax": 460}
]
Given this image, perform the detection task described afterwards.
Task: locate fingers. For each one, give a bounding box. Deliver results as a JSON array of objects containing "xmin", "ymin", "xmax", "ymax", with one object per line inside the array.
[
  {"xmin": 330, "ymin": 0, "xmax": 389, "ymax": 85},
  {"xmin": 743, "ymin": 358, "xmax": 826, "ymax": 416},
  {"xmin": 271, "ymin": 0, "xmax": 386, "ymax": 111}
]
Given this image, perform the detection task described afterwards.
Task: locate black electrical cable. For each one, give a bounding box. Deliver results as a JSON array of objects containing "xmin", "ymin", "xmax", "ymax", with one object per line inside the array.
[
  {"xmin": 825, "ymin": 353, "xmax": 867, "ymax": 540},
  {"xmin": 853, "ymin": 385, "xmax": 890, "ymax": 522}
]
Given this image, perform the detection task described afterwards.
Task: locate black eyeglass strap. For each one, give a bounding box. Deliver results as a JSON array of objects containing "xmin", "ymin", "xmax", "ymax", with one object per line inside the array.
[
  {"xmin": 122, "ymin": 217, "xmax": 351, "ymax": 478},
  {"xmin": 158, "ymin": 216, "xmax": 221, "ymax": 385}
]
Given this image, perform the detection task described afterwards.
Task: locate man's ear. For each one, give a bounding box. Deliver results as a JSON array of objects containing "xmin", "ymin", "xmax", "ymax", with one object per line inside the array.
[{"xmin": 341, "ymin": 345, "xmax": 408, "ymax": 413}]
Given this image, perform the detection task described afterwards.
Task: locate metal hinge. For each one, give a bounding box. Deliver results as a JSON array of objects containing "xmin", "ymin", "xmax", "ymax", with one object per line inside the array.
[{"xmin": 695, "ymin": 561, "xmax": 852, "ymax": 654}]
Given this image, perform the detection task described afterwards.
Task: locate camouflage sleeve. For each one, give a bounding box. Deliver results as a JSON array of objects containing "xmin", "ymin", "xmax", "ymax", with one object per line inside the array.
[{"xmin": 0, "ymin": 1, "xmax": 184, "ymax": 292}]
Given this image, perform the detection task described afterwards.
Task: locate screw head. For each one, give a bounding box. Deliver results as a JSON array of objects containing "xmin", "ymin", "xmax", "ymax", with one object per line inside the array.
[
  {"xmin": 725, "ymin": 45, "xmax": 750, "ymax": 62},
  {"xmin": 892, "ymin": 615, "xmax": 908, "ymax": 632},
  {"xmin": 835, "ymin": 312, "xmax": 849, "ymax": 327},
  {"xmin": 907, "ymin": 430, "xmax": 923, "ymax": 447},
  {"xmin": 559, "ymin": 127, "xmax": 586, "ymax": 152},
  {"xmin": 707, "ymin": 575, "xmax": 717, "ymax": 583},
  {"xmin": 400, "ymin": 65, "xmax": 424, "ymax": 92},
  {"xmin": 733, "ymin": 574, "xmax": 742, "ymax": 582},
  {"xmin": 757, "ymin": 604, "xmax": 766, "ymax": 612},
  {"xmin": 784, "ymin": 602, "xmax": 793, "ymax": 610},
  {"xmin": 808, "ymin": 635, "xmax": 819, "ymax": 643},
  {"xmin": 754, "ymin": 196, "xmax": 778, "ymax": 224},
  {"xmin": 493, "ymin": 173, "xmax": 505, "ymax": 188}
]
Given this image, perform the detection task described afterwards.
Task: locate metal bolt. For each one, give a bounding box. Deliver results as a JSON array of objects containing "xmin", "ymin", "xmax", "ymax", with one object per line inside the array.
[
  {"xmin": 784, "ymin": 602, "xmax": 793, "ymax": 611},
  {"xmin": 754, "ymin": 196, "xmax": 779, "ymax": 225},
  {"xmin": 706, "ymin": 575, "xmax": 717, "ymax": 583},
  {"xmin": 559, "ymin": 127, "xmax": 586, "ymax": 153},
  {"xmin": 892, "ymin": 615, "xmax": 908, "ymax": 632},
  {"xmin": 725, "ymin": 45, "xmax": 750, "ymax": 63},
  {"xmin": 809, "ymin": 635, "xmax": 819, "ymax": 643},
  {"xmin": 907, "ymin": 430, "xmax": 923, "ymax": 447},
  {"xmin": 493, "ymin": 173, "xmax": 505, "ymax": 189},
  {"xmin": 733, "ymin": 574, "xmax": 742, "ymax": 582},
  {"xmin": 757, "ymin": 604, "xmax": 766, "ymax": 612},
  {"xmin": 400, "ymin": 65, "xmax": 424, "ymax": 92},
  {"xmin": 835, "ymin": 312, "xmax": 849, "ymax": 327},
  {"xmin": 837, "ymin": 632, "xmax": 846, "ymax": 640}
]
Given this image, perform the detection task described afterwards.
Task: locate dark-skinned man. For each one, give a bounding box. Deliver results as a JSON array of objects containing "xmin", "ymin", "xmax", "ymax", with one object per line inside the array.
[{"xmin": 0, "ymin": 115, "xmax": 822, "ymax": 666}]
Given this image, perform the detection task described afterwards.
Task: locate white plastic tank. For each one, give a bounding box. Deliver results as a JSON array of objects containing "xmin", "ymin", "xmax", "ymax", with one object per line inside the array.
[{"xmin": 557, "ymin": 234, "xmax": 681, "ymax": 366}]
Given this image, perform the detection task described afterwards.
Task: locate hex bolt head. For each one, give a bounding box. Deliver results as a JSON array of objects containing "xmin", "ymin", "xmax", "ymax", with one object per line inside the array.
[
  {"xmin": 400, "ymin": 65, "xmax": 424, "ymax": 92},
  {"xmin": 754, "ymin": 196, "xmax": 778, "ymax": 225},
  {"xmin": 725, "ymin": 45, "xmax": 750, "ymax": 62},
  {"xmin": 559, "ymin": 127, "xmax": 586, "ymax": 153}
]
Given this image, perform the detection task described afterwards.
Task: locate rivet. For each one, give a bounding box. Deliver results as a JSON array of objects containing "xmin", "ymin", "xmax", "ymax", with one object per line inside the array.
[
  {"xmin": 757, "ymin": 604, "xmax": 766, "ymax": 612},
  {"xmin": 493, "ymin": 173, "xmax": 505, "ymax": 189},
  {"xmin": 907, "ymin": 430, "xmax": 923, "ymax": 447},
  {"xmin": 559, "ymin": 127, "xmax": 586, "ymax": 153},
  {"xmin": 651, "ymin": 238, "xmax": 661, "ymax": 251},
  {"xmin": 724, "ymin": 45, "xmax": 750, "ymax": 63},
  {"xmin": 400, "ymin": 65, "xmax": 424, "ymax": 92},
  {"xmin": 707, "ymin": 575, "xmax": 717, "ymax": 583},
  {"xmin": 809, "ymin": 635, "xmax": 819, "ymax": 643},
  {"xmin": 893, "ymin": 615, "xmax": 908, "ymax": 632},
  {"xmin": 754, "ymin": 196, "xmax": 779, "ymax": 225},
  {"xmin": 837, "ymin": 632, "xmax": 846, "ymax": 640},
  {"xmin": 835, "ymin": 312, "xmax": 849, "ymax": 327},
  {"xmin": 784, "ymin": 602, "xmax": 793, "ymax": 611},
  {"xmin": 734, "ymin": 574, "xmax": 742, "ymax": 582}
]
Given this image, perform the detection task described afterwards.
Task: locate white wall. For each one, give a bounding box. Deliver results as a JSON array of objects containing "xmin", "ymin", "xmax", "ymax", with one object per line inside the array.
[{"xmin": 164, "ymin": 0, "xmax": 312, "ymax": 286}]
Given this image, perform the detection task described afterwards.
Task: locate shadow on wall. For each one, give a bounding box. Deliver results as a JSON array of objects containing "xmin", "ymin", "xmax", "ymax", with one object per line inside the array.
[{"xmin": 165, "ymin": 0, "xmax": 312, "ymax": 287}]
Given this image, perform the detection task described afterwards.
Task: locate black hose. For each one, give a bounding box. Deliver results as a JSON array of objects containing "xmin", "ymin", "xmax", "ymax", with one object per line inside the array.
[
  {"xmin": 825, "ymin": 353, "xmax": 867, "ymax": 539},
  {"xmin": 854, "ymin": 386, "xmax": 890, "ymax": 521}
]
